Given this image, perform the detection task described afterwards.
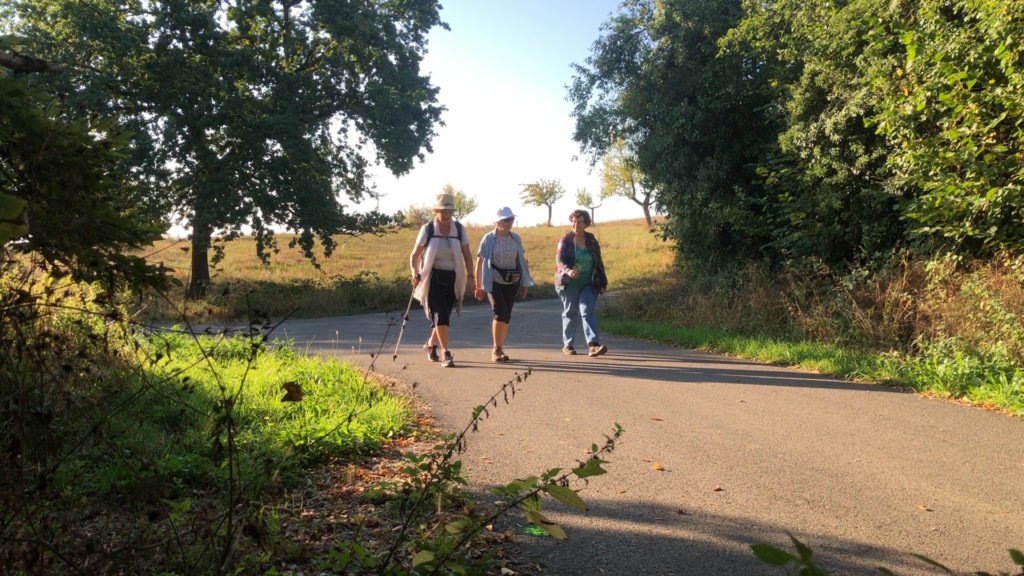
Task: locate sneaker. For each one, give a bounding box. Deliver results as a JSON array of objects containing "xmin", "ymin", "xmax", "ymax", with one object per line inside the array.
[
  {"xmin": 441, "ymin": 351, "xmax": 455, "ymax": 368},
  {"xmin": 588, "ymin": 343, "xmax": 608, "ymax": 357},
  {"xmin": 426, "ymin": 344, "xmax": 440, "ymax": 362},
  {"xmin": 562, "ymin": 346, "xmax": 577, "ymax": 355},
  {"xmin": 492, "ymin": 347, "xmax": 507, "ymax": 363}
]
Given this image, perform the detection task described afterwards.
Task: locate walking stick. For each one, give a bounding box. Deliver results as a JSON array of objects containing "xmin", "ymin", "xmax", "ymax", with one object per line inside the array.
[{"xmin": 392, "ymin": 288, "xmax": 417, "ymax": 361}]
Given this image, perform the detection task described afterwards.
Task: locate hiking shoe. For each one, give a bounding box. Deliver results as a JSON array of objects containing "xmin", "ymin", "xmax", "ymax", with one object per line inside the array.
[
  {"xmin": 492, "ymin": 347, "xmax": 508, "ymax": 363},
  {"xmin": 441, "ymin": 351, "xmax": 455, "ymax": 368},
  {"xmin": 426, "ymin": 344, "xmax": 440, "ymax": 362},
  {"xmin": 588, "ymin": 343, "xmax": 608, "ymax": 357},
  {"xmin": 562, "ymin": 346, "xmax": 577, "ymax": 355}
]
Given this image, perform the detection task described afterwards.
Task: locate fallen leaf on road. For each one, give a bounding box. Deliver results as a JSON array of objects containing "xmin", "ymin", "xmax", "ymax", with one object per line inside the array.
[
  {"xmin": 650, "ymin": 416, "xmax": 664, "ymax": 421},
  {"xmin": 917, "ymin": 504, "xmax": 933, "ymax": 512},
  {"xmin": 652, "ymin": 463, "xmax": 665, "ymax": 471},
  {"xmin": 713, "ymin": 486, "xmax": 724, "ymax": 492},
  {"xmin": 674, "ymin": 509, "xmax": 689, "ymax": 515}
]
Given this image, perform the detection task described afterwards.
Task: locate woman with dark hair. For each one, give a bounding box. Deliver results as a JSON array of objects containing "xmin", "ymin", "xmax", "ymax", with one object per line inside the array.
[{"xmin": 554, "ymin": 209, "xmax": 608, "ymax": 357}]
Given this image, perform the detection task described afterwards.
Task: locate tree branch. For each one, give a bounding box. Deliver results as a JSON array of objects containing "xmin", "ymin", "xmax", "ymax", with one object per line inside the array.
[{"xmin": 0, "ymin": 51, "xmax": 64, "ymax": 74}]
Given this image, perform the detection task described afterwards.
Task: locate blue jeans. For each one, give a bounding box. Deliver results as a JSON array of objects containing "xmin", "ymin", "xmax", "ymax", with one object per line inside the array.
[{"xmin": 559, "ymin": 285, "xmax": 600, "ymax": 348}]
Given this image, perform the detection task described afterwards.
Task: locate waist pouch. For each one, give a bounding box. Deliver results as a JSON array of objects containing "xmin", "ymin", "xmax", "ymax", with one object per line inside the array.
[{"xmin": 493, "ymin": 267, "xmax": 522, "ymax": 284}]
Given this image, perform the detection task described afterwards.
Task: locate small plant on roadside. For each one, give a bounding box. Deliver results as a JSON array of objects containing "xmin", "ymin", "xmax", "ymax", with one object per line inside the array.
[
  {"xmin": 754, "ymin": 534, "xmax": 1024, "ymax": 576},
  {"xmin": 323, "ymin": 365, "xmax": 625, "ymax": 575}
]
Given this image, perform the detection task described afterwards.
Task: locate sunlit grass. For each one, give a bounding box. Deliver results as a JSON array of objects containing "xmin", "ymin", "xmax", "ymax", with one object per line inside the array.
[
  {"xmin": 604, "ymin": 278, "xmax": 1024, "ymax": 416},
  {"xmin": 57, "ymin": 331, "xmax": 411, "ymax": 497}
]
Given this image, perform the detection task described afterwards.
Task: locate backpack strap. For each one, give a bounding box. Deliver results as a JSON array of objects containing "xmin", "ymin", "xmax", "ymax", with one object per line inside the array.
[{"xmin": 425, "ymin": 220, "xmax": 463, "ymax": 242}]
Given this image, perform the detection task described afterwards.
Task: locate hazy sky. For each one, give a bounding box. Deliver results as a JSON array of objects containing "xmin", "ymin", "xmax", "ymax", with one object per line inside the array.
[{"xmin": 361, "ymin": 0, "xmax": 636, "ymax": 227}]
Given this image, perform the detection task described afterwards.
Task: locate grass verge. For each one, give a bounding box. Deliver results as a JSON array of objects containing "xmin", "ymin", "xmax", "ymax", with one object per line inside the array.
[{"xmin": 603, "ymin": 319, "xmax": 1024, "ymax": 416}]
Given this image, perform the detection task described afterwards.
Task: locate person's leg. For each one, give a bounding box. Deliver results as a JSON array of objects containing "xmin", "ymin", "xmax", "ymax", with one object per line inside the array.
[
  {"xmin": 559, "ymin": 287, "xmax": 581, "ymax": 349},
  {"xmin": 428, "ymin": 269, "xmax": 456, "ymax": 363},
  {"xmin": 435, "ymin": 324, "xmax": 449, "ymax": 351},
  {"xmin": 578, "ymin": 285, "xmax": 601, "ymax": 345},
  {"xmin": 495, "ymin": 321, "xmax": 509, "ymax": 348},
  {"xmin": 489, "ymin": 285, "xmax": 513, "ymax": 361}
]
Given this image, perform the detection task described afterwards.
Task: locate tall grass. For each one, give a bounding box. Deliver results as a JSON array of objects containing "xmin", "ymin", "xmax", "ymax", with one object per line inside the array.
[
  {"xmin": 138, "ymin": 219, "xmax": 674, "ymax": 321},
  {"xmin": 604, "ymin": 253, "xmax": 1024, "ymax": 415}
]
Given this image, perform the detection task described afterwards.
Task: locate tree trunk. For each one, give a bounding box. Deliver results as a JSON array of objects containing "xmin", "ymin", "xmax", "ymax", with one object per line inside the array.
[
  {"xmin": 546, "ymin": 204, "xmax": 553, "ymax": 226},
  {"xmin": 643, "ymin": 202, "xmax": 653, "ymax": 228},
  {"xmin": 187, "ymin": 223, "xmax": 212, "ymax": 299}
]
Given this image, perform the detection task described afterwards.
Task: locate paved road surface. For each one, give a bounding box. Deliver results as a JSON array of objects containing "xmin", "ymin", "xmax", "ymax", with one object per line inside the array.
[{"xmin": 274, "ymin": 298, "xmax": 1024, "ymax": 576}]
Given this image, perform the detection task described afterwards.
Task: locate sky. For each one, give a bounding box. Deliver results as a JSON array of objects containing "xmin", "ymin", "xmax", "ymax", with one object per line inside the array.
[{"xmin": 358, "ymin": 0, "xmax": 637, "ymax": 228}]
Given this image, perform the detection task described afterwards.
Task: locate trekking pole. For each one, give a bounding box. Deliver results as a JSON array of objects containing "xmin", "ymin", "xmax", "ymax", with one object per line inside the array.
[{"xmin": 392, "ymin": 288, "xmax": 417, "ymax": 361}]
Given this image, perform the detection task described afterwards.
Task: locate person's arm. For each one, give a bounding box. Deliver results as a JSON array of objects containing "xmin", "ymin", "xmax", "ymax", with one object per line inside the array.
[
  {"xmin": 557, "ymin": 234, "xmax": 579, "ymax": 279},
  {"xmin": 516, "ymin": 235, "xmax": 531, "ymax": 298},
  {"xmin": 461, "ymin": 241, "xmax": 474, "ymax": 293},
  {"xmin": 474, "ymin": 255, "xmax": 485, "ymax": 300},
  {"xmin": 410, "ymin": 244, "xmax": 424, "ymax": 286},
  {"xmin": 590, "ymin": 235, "xmax": 607, "ymax": 294}
]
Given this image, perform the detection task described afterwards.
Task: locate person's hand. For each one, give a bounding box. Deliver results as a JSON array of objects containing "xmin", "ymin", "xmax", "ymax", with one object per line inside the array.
[
  {"xmin": 518, "ymin": 286, "xmax": 528, "ymax": 299},
  {"xmin": 567, "ymin": 268, "xmax": 577, "ymax": 278},
  {"xmin": 474, "ymin": 286, "xmax": 485, "ymax": 301},
  {"xmin": 411, "ymin": 273, "xmax": 420, "ymax": 286}
]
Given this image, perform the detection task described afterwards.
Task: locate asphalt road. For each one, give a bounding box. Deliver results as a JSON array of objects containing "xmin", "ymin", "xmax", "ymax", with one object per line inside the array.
[{"xmin": 275, "ymin": 298, "xmax": 1024, "ymax": 576}]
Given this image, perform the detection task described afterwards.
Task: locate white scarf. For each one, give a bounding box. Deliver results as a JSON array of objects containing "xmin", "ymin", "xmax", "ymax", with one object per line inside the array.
[{"xmin": 412, "ymin": 224, "xmax": 467, "ymax": 321}]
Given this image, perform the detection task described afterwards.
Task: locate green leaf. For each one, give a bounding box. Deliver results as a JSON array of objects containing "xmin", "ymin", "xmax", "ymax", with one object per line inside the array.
[
  {"xmin": 1009, "ymin": 548, "xmax": 1024, "ymax": 566},
  {"xmin": 572, "ymin": 457, "xmax": 608, "ymax": 478},
  {"xmin": 790, "ymin": 533, "xmax": 814, "ymax": 562},
  {"xmin": 0, "ymin": 222, "xmax": 30, "ymax": 244},
  {"xmin": 0, "ymin": 193, "xmax": 26, "ymax": 220},
  {"xmin": 750, "ymin": 544, "xmax": 794, "ymax": 566},
  {"xmin": 524, "ymin": 510, "xmax": 567, "ymax": 540},
  {"xmin": 412, "ymin": 550, "xmax": 435, "ymax": 567},
  {"xmin": 445, "ymin": 519, "xmax": 471, "ymax": 534},
  {"xmin": 544, "ymin": 485, "xmax": 587, "ymax": 512}
]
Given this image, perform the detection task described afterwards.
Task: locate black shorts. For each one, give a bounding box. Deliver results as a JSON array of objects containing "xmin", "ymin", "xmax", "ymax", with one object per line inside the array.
[
  {"xmin": 428, "ymin": 268, "xmax": 456, "ymax": 326},
  {"xmin": 488, "ymin": 281, "xmax": 519, "ymax": 323}
]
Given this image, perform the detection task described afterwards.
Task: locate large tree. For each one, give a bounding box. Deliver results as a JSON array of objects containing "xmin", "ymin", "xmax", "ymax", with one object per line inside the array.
[
  {"xmin": 570, "ymin": 0, "xmax": 780, "ymax": 268},
  {"xmin": 8, "ymin": 0, "xmax": 446, "ymax": 296}
]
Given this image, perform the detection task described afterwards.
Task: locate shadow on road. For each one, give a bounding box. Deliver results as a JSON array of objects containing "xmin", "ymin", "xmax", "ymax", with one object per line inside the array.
[{"xmin": 485, "ymin": 493, "xmax": 945, "ymax": 576}]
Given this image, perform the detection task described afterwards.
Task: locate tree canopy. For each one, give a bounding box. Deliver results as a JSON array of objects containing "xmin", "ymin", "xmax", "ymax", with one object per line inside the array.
[
  {"xmin": 7, "ymin": 0, "xmax": 447, "ymax": 296},
  {"xmin": 572, "ymin": 0, "xmax": 1024, "ymax": 270},
  {"xmin": 1, "ymin": 36, "xmax": 165, "ymax": 288}
]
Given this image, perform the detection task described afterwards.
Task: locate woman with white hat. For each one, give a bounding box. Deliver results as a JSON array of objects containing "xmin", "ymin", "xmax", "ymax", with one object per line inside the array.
[
  {"xmin": 410, "ymin": 192, "xmax": 474, "ymax": 368},
  {"xmin": 473, "ymin": 206, "xmax": 534, "ymax": 362}
]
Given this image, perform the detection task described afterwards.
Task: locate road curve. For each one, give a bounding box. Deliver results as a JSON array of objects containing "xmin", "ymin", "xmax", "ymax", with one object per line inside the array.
[{"xmin": 277, "ymin": 298, "xmax": 1024, "ymax": 576}]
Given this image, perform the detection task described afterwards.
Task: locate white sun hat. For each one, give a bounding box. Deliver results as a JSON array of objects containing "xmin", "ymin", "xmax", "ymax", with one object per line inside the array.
[{"xmin": 495, "ymin": 206, "xmax": 516, "ymax": 221}]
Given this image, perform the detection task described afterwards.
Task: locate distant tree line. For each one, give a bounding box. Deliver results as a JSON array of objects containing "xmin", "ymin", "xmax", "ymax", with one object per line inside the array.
[{"xmin": 570, "ymin": 0, "xmax": 1024, "ymax": 271}]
